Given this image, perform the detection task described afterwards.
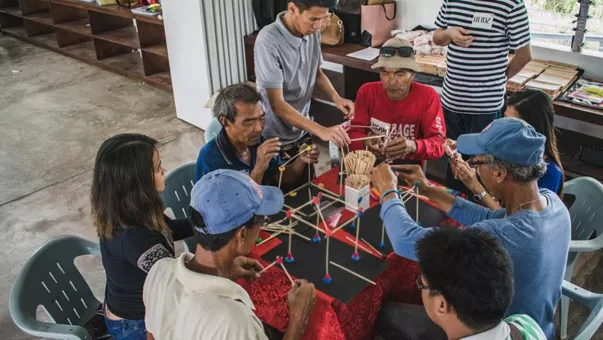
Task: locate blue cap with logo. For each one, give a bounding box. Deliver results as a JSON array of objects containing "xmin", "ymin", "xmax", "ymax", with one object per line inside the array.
[
  {"xmin": 457, "ymin": 117, "xmax": 545, "ymax": 165},
  {"xmin": 190, "ymin": 169, "xmax": 284, "ymax": 234}
]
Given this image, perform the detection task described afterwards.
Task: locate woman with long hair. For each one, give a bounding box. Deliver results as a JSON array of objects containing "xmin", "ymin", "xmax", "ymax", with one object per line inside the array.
[
  {"xmin": 91, "ymin": 133, "xmax": 193, "ymax": 340},
  {"xmin": 449, "ymin": 89, "xmax": 564, "ymax": 209}
]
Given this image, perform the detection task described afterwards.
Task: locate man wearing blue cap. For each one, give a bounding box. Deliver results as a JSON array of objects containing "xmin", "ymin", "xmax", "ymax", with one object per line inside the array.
[
  {"xmin": 143, "ymin": 169, "xmax": 317, "ymax": 340},
  {"xmin": 371, "ymin": 118, "xmax": 570, "ymax": 339}
]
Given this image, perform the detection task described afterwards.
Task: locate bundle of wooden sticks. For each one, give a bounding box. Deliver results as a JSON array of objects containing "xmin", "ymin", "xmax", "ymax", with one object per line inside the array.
[
  {"xmin": 344, "ymin": 150, "xmax": 376, "ymax": 176},
  {"xmin": 346, "ymin": 174, "xmax": 370, "ymax": 189}
]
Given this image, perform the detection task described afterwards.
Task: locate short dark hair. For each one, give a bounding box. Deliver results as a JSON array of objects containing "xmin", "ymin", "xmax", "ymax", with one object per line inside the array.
[
  {"xmin": 417, "ymin": 228, "xmax": 514, "ymax": 330},
  {"xmin": 290, "ymin": 0, "xmax": 337, "ymax": 11},
  {"xmin": 213, "ymin": 83, "xmax": 262, "ymax": 124}
]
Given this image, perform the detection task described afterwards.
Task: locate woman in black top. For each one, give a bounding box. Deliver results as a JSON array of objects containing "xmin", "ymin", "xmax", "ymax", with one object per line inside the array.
[{"xmin": 91, "ymin": 133, "xmax": 193, "ymax": 340}]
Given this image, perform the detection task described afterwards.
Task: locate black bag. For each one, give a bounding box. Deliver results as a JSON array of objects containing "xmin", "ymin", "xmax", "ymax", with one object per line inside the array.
[
  {"xmin": 336, "ymin": 11, "xmax": 362, "ymax": 43},
  {"xmin": 252, "ymin": 0, "xmax": 288, "ymax": 30}
]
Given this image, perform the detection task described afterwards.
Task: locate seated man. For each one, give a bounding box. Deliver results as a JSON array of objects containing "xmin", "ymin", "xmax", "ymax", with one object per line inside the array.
[
  {"xmin": 349, "ymin": 37, "xmax": 445, "ymax": 162},
  {"xmin": 196, "ymin": 83, "xmax": 319, "ymax": 188},
  {"xmin": 379, "ymin": 228, "xmax": 546, "ymax": 340},
  {"xmin": 144, "ymin": 169, "xmax": 317, "ymax": 340},
  {"xmin": 371, "ymin": 118, "xmax": 570, "ymax": 338}
]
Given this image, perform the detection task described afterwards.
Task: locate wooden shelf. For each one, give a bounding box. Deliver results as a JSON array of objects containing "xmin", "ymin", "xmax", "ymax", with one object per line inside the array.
[
  {"xmin": 0, "ymin": 6, "xmax": 22, "ymax": 16},
  {"xmin": 2, "ymin": 25, "xmax": 27, "ymax": 38},
  {"xmin": 29, "ymin": 30, "xmax": 58, "ymax": 47},
  {"xmin": 145, "ymin": 71, "xmax": 171, "ymax": 91},
  {"xmin": 48, "ymin": 0, "xmax": 133, "ymax": 19},
  {"xmin": 95, "ymin": 25, "xmax": 139, "ymax": 48},
  {"xmin": 100, "ymin": 51, "xmax": 144, "ymax": 76},
  {"xmin": 142, "ymin": 41, "xmax": 166, "ymax": 57},
  {"xmin": 55, "ymin": 18, "xmax": 90, "ymax": 36},
  {"xmin": 62, "ymin": 39, "xmax": 96, "ymax": 59},
  {"xmin": 23, "ymin": 10, "xmax": 52, "ymax": 25}
]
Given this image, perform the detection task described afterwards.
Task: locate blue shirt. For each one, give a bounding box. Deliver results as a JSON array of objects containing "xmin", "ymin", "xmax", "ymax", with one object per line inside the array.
[
  {"xmin": 538, "ymin": 159, "xmax": 563, "ymax": 195},
  {"xmin": 380, "ymin": 189, "xmax": 570, "ymax": 339},
  {"xmin": 195, "ymin": 129, "xmax": 282, "ymax": 185}
]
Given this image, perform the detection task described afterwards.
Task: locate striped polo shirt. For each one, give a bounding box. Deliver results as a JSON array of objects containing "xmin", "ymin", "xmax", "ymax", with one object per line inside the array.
[{"xmin": 435, "ymin": 0, "xmax": 531, "ymax": 114}]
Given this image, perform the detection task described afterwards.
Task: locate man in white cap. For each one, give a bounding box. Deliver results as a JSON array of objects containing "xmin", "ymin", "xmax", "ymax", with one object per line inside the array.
[{"xmin": 348, "ymin": 37, "xmax": 446, "ymax": 163}]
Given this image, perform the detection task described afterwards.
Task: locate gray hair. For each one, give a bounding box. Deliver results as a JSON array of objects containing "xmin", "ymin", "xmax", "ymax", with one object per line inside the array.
[
  {"xmin": 213, "ymin": 83, "xmax": 261, "ymax": 124},
  {"xmin": 483, "ymin": 154, "xmax": 547, "ymax": 182}
]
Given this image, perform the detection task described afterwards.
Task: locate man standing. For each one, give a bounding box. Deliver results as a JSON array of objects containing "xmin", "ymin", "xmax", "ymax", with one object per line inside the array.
[
  {"xmin": 196, "ymin": 83, "xmax": 319, "ymax": 189},
  {"xmin": 349, "ymin": 37, "xmax": 445, "ymax": 162},
  {"xmin": 254, "ymin": 0, "xmax": 354, "ymax": 156},
  {"xmin": 144, "ymin": 169, "xmax": 317, "ymax": 340},
  {"xmin": 433, "ymin": 0, "xmax": 532, "ymax": 190},
  {"xmin": 371, "ymin": 118, "xmax": 570, "ymax": 338}
]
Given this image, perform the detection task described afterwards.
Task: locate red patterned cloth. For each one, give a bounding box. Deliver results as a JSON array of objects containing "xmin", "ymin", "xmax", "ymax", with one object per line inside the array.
[{"xmin": 244, "ymin": 167, "xmax": 449, "ymax": 340}]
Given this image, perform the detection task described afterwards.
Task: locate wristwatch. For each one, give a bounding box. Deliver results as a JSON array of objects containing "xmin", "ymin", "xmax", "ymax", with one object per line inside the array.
[{"xmin": 473, "ymin": 191, "xmax": 488, "ymax": 202}]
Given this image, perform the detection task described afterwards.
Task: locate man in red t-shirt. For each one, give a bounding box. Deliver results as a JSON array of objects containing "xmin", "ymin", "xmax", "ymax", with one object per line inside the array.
[{"xmin": 349, "ymin": 38, "xmax": 446, "ymax": 162}]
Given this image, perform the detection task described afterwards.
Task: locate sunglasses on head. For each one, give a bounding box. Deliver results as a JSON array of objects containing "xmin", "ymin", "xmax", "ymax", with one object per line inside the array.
[{"xmin": 380, "ymin": 46, "xmax": 415, "ymax": 58}]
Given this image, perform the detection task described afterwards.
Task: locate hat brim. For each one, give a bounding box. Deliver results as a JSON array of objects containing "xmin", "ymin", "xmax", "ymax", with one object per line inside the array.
[
  {"xmin": 255, "ymin": 185, "xmax": 285, "ymax": 216},
  {"xmin": 371, "ymin": 57, "xmax": 420, "ymax": 73},
  {"xmin": 457, "ymin": 133, "xmax": 487, "ymax": 156}
]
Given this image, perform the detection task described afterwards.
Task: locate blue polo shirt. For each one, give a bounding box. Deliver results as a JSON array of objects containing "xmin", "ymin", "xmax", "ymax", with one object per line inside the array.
[{"xmin": 195, "ymin": 129, "xmax": 283, "ymax": 186}]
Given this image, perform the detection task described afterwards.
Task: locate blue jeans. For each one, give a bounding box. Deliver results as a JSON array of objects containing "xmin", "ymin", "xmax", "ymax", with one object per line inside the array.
[
  {"xmin": 443, "ymin": 108, "xmax": 502, "ymax": 195},
  {"xmin": 104, "ymin": 317, "xmax": 146, "ymax": 340}
]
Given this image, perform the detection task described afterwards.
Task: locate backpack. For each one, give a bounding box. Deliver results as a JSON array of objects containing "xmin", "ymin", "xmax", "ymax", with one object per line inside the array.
[{"xmin": 252, "ymin": 0, "xmax": 288, "ymax": 30}]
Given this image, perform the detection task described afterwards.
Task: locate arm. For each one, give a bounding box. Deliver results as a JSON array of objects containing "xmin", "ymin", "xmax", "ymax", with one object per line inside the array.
[
  {"xmin": 281, "ymin": 145, "xmax": 319, "ymax": 185},
  {"xmin": 164, "ymin": 216, "xmax": 193, "ymax": 241},
  {"xmin": 315, "ymin": 67, "xmax": 354, "ymax": 120},
  {"xmin": 123, "ymin": 230, "xmax": 172, "ymax": 274},
  {"xmin": 507, "ymin": 45, "xmax": 532, "ymax": 78},
  {"xmin": 506, "ymin": 1, "xmax": 531, "ymax": 78},
  {"xmin": 409, "ymin": 90, "xmax": 446, "ymax": 160},
  {"xmin": 432, "ymin": 28, "xmax": 452, "ymax": 46},
  {"xmin": 452, "ymin": 160, "xmax": 502, "ymax": 210},
  {"xmin": 348, "ymin": 85, "xmax": 371, "ymax": 150},
  {"xmin": 147, "ymin": 333, "xmax": 155, "ymax": 340}
]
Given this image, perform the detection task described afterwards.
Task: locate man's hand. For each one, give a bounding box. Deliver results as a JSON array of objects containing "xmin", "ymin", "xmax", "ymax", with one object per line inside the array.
[
  {"xmin": 446, "ymin": 27, "xmax": 473, "ymax": 47},
  {"xmin": 287, "ymin": 279, "xmax": 317, "ymax": 329},
  {"xmin": 316, "ymin": 125, "xmax": 351, "ymax": 147},
  {"xmin": 298, "ymin": 144, "xmax": 320, "ymax": 164},
  {"xmin": 231, "ymin": 256, "xmax": 263, "ymax": 280},
  {"xmin": 371, "ymin": 163, "xmax": 398, "ymax": 195},
  {"xmin": 443, "ymin": 138, "xmax": 457, "ymax": 157},
  {"xmin": 333, "ymin": 96, "xmax": 355, "ymax": 120},
  {"xmin": 365, "ymin": 133, "xmax": 384, "ymax": 156},
  {"xmin": 391, "ymin": 164, "xmax": 429, "ymax": 190},
  {"xmin": 455, "ymin": 159, "xmax": 484, "ymax": 194},
  {"xmin": 384, "ymin": 136, "xmax": 417, "ymax": 160},
  {"xmin": 255, "ymin": 137, "xmax": 281, "ymax": 172}
]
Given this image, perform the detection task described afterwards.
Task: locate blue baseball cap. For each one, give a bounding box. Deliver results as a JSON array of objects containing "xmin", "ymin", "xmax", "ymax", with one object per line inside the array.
[
  {"xmin": 457, "ymin": 117, "xmax": 545, "ymax": 166},
  {"xmin": 190, "ymin": 169, "xmax": 284, "ymax": 234}
]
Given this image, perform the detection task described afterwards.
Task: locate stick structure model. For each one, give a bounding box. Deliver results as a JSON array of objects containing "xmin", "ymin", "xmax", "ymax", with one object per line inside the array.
[{"xmin": 330, "ymin": 261, "xmax": 376, "ymax": 285}]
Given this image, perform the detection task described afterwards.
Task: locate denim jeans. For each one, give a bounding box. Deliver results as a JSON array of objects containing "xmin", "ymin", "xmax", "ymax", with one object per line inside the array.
[{"xmin": 104, "ymin": 317, "xmax": 146, "ymax": 340}]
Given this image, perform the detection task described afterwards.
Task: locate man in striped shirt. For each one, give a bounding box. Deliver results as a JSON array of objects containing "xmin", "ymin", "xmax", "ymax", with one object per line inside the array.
[{"xmin": 433, "ymin": 0, "xmax": 532, "ymax": 193}]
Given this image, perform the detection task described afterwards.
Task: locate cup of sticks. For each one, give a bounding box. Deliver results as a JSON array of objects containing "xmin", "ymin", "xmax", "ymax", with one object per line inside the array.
[{"xmin": 343, "ymin": 151, "xmax": 376, "ymax": 211}]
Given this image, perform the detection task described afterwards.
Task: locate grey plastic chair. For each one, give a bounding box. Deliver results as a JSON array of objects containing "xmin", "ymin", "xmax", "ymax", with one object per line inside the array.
[
  {"xmin": 9, "ymin": 235, "xmax": 106, "ymax": 339},
  {"xmin": 561, "ymin": 177, "xmax": 603, "ymax": 339},
  {"xmin": 562, "ymin": 280, "xmax": 603, "ymax": 340},
  {"xmin": 204, "ymin": 118, "xmax": 222, "ymax": 143},
  {"xmin": 160, "ymin": 161, "xmax": 197, "ymax": 253}
]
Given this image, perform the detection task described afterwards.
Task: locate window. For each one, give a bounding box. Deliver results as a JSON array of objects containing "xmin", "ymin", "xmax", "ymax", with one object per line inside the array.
[{"xmin": 526, "ymin": 0, "xmax": 603, "ymax": 54}]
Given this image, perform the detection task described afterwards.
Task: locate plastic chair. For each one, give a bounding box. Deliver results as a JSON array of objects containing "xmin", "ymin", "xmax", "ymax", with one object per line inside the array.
[
  {"xmin": 561, "ymin": 280, "xmax": 603, "ymax": 340},
  {"xmin": 160, "ymin": 161, "xmax": 197, "ymax": 253},
  {"xmin": 204, "ymin": 118, "xmax": 222, "ymax": 143},
  {"xmin": 9, "ymin": 236, "xmax": 106, "ymax": 340},
  {"xmin": 561, "ymin": 177, "xmax": 603, "ymax": 339}
]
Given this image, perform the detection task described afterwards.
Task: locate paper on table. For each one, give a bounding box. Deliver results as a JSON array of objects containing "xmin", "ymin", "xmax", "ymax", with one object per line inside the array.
[{"xmin": 346, "ymin": 47, "xmax": 380, "ymax": 61}]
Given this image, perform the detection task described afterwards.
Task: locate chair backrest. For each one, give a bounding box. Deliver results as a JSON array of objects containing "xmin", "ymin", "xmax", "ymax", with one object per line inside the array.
[
  {"xmin": 160, "ymin": 161, "xmax": 197, "ymax": 220},
  {"xmin": 562, "ymin": 280, "xmax": 603, "ymax": 340},
  {"xmin": 9, "ymin": 236, "xmax": 101, "ymax": 337},
  {"xmin": 204, "ymin": 118, "xmax": 223, "ymax": 143},
  {"xmin": 564, "ymin": 177, "xmax": 603, "ymax": 261}
]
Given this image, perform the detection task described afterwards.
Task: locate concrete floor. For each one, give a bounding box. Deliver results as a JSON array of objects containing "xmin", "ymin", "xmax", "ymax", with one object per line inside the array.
[{"xmin": 0, "ymin": 34, "xmax": 601, "ymax": 339}]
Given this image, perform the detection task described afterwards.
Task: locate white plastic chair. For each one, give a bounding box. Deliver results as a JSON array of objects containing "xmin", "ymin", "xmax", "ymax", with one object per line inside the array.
[
  {"xmin": 561, "ymin": 280, "xmax": 603, "ymax": 339},
  {"xmin": 204, "ymin": 118, "xmax": 222, "ymax": 143}
]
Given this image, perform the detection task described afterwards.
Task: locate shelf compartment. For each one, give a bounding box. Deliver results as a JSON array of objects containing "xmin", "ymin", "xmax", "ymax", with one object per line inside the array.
[
  {"xmin": 62, "ymin": 39, "xmax": 96, "ymax": 59},
  {"xmin": 94, "ymin": 25, "xmax": 139, "ymax": 48},
  {"xmin": 1, "ymin": 24, "xmax": 27, "ymax": 37},
  {"xmin": 17, "ymin": 0, "xmax": 49, "ymax": 15},
  {"xmin": 0, "ymin": 6, "xmax": 22, "ymax": 16},
  {"xmin": 0, "ymin": 11, "xmax": 23, "ymax": 27},
  {"xmin": 145, "ymin": 71, "xmax": 171, "ymax": 91},
  {"xmin": 23, "ymin": 16, "xmax": 53, "ymax": 36},
  {"xmin": 100, "ymin": 50, "xmax": 144, "ymax": 76},
  {"xmin": 56, "ymin": 27, "xmax": 89, "ymax": 47},
  {"xmin": 55, "ymin": 18, "xmax": 90, "ymax": 36},
  {"xmin": 49, "ymin": 2, "xmax": 87, "ymax": 25},
  {"xmin": 23, "ymin": 10, "xmax": 52, "ymax": 25},
  {"xmin": 141, "ymin": 42, "xmax": 166, "ymax": 58}
]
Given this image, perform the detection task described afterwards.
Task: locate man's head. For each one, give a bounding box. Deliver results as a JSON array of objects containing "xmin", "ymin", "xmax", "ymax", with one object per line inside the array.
[
  {"xmin": 417, "ymin": 228, "xmax": 514, "ymax": 336},
  {"xmin": 371, "ymin": 38, "xmax": 420, "ymax": 101},
  {"xmin": 189, "ymin": 169, "xmax": 284, "ymax": 256},
  {"xmin": 457, "ymin": 117, "xmax": 547, "ymax": 198},
  {"xmin": 287, "ymin": 0, "xmax": 335, "ymax": 36},
  {"xmin": 213, "ymin": 83, "xmax": 265, "ymax": 146}
]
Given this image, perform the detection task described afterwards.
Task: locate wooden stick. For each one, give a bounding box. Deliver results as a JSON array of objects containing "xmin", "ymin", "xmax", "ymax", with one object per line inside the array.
[
  {"xmin": 354, "ymin": 216, "xmax": 361, "ymax": 254},
  {"xmin": 416, "ymin": 186, "xmax": 419, "ymax": 223},
  {"xmin": 345, "ymin": 125, "xmax": 374, "ymax": 129},
  {"xmin": 346, "ymin": 236, "xmax": 372, "ymax": 254},
  {"xmin": 349, "ymin": 135, "xmax": 386, "ymax": 143},
  {"xmin": 339, "ymin": 147, "xmax": 345, "ymax": 195},
  {"xmin": 260, "ymin": 260, "xmax": 277, "ymax": 274},
  {"xmin": 293, "ymin": 231, "xmax": 311, "ymax": 241},
  {"xmin": 284, "ymin": 204, "xmax": 307, "ymax": 216},
  {"xmin": 325, "ymin": 234, "xmax": 330, "ymax": 275},
  {"xmin": 287, "ymin": 219, "xmax": 292, "ymax": 254},
  {"xmin": 278, "ymin": 169, "xmax": 284, "ymax": 188},
  {"xmin": 290, "ymin": 214, "xmax": 326, "ymax": 234},
  {"xmin": 306, "ymin": 200, "xmax": 338, "ymax": 219},
  {"xmin": 380, "ymin": 222, "xmax": 386, "ymax": 245},
  {"xmin": 281, "ymin": 146, "xmax": 311, "ymax": 167},
  {"xmin": 361, "ymin": 237, "xmax": 384, "ymax": 258},
  {"xmin": 312, "ymin": 185, "xmax": 347, "ymax": 205},
  {"xmin": 280, "ymin": 263, "xmax": 294, "ymax": 284},
  {"xmin": 332, "ymin": 217, "xmax": 356, "ymax": 234},
  {"xmin": 330, "ymin": 261, "xmax": 376, "ymax": 285},
  {"xmin": 315, "ymin": 203, "xmax": 329, "ymax": 229},
  {"xmin": 257, "ymin": 231, "xmax": 284, "ymax": 246},
  {"xmin": 284, "ymin": 183, "xmax": 308, "ymax": 198}
]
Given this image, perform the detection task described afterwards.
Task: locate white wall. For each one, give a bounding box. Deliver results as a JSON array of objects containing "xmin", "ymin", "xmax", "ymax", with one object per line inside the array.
[{"xmin": 395, "ymin": 0, "xmax": 443, "ymax": 30}]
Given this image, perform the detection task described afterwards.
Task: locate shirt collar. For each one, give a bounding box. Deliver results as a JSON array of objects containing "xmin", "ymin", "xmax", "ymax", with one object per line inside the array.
[
  {"xmin": 216, "ymin": 128, "xmax": 237, "ymax": 166},
  {"xmin": 461, "ymin": 321, "xmax": 509, "ymax": 340},
  {"xmin": 275, "ymin": 11, "xmax": 308, "ymax": 49},
  {"xmin": 174, "ymin": 253, "xmax": 255, "ymax": 310}
]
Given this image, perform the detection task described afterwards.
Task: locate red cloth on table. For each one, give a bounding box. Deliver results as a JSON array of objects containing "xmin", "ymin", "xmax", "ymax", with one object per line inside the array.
[
  {"xmin": 348, "ymin": 81, "xmax": 446, "ymax": 160},
  {"xmin": 243, "ymin": 167, "xmax": 426, "ymax": 340}
]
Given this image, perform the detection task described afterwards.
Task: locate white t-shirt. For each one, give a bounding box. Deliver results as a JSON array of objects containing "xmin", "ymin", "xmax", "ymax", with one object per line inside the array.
[{"xmin": 143, "ymin": 253, "xmax": 268, "ymax": 340}]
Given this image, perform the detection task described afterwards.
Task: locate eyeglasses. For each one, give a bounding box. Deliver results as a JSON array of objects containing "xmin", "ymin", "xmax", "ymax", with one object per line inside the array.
[
  {"xmin": 247, "ymin": 215, "xmax": 268, "ymax": 228},
  {"xmin": 467, "ymin": 159, "xmax": 488, "ymax": 169},
  {"xmin": 380, "ymin": 46, "xmax": 415, "ymax": 58}
]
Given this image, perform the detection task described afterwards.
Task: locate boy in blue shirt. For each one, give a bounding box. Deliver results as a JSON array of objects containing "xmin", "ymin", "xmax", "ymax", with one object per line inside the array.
[
  {"xmin": 372, "ymin": 118, "xmax": 571, "ymax": 338},
  {"xmin": 196, "ymin": 83, "xmax": 319, "ymax": 188}
]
